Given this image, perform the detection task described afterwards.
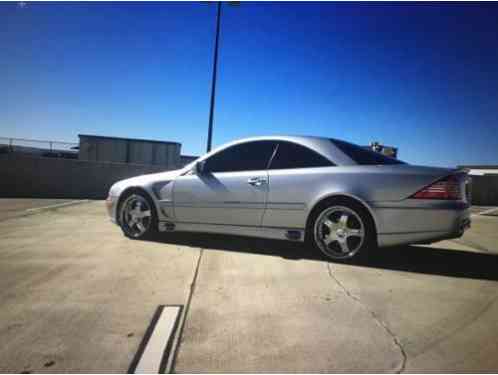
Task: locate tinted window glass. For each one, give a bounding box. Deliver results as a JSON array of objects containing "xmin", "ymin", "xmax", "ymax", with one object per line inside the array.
[
  {"xmin": 268, "ymin": 141, "xmax": 334, "ymax": 169},
  {"xmin": 331, "ymin": 139, "xmax": 405, "ymax": 165},
  {"xmin": 204, "ymin": 141, "xmax": 277, "ymax": 173}
]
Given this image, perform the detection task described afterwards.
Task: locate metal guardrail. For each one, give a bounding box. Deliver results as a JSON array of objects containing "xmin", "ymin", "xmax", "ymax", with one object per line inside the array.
[{"xmin": 0, "ymin": 137, "xmax": 78, "ymax": 154}]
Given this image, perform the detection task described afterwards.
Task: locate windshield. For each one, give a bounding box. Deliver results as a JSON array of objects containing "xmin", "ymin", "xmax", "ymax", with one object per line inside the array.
[{"xmin": 330, "ymin": 139, "xmax": 406, "ymax": 165}]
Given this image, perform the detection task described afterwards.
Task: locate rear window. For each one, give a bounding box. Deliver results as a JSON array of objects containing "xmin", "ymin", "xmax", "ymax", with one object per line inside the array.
[
  {"xmin": 331, "ymin": 139, "xmax": 406, "ymax": 165},
  {"xmin": 269, "ymin": 141, "xmax": 334, "ymax": 170}
]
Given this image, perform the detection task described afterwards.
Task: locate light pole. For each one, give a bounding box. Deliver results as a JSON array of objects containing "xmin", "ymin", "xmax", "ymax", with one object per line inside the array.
[{"xmin": 206, "ymin": 1, "xmax": 222, "ymax": 153}]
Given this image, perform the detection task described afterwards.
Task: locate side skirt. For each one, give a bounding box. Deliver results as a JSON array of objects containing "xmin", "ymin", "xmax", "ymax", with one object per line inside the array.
[{"xmin": 158, "ymin": 221, "xmax": 305, "ymax": 242}]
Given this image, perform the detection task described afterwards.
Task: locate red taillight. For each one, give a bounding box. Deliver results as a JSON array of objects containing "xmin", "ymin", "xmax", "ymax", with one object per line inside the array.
[{"xmin": 411, "ymin": 174, "xmax": 462, "ymax": 200}]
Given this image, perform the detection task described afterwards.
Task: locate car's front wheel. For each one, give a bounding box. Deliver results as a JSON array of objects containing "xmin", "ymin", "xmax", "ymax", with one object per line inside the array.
[
  {"xmin": 308, "ymin": 199, "xmax": 376, "ymax": 262},
  {"xmin": 118, "ymin": 191, "xmax": 157, "ymax": 239}
]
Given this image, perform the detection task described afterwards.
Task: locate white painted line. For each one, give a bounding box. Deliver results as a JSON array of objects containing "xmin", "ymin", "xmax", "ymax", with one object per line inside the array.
[
  {"xmin": 133, "ymin": 306, "xmax": 181, "ymax": 374},
  {"xmin": 478, "ymin": 207, "xmax": 498, "ymax": 216},
  {"xmin": 25, "ymin": 200, "xmax": 89, "ymax": 213}
]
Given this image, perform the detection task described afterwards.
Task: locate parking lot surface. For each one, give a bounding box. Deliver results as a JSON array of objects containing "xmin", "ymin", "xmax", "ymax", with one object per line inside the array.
[
  {"xmin": 0, "ymin": 200, "xmax": 497, "ymax": 372},
  {"xmin": 0, "ymin": 199, "xmax": 82, "ymax": 222}
]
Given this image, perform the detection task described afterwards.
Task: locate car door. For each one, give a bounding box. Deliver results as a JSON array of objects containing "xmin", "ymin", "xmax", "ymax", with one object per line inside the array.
[
  {"xmin": 172, "ymin": 140, "xmax": 277, "ymax": 226},
  {"xmin": 262, "ymin": 141, "xmax": 335, "ymax": 229}
]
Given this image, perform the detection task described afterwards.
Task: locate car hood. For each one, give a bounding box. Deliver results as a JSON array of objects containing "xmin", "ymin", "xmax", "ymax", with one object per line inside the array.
[{"xmin": 108, "ymin": 169, "xmax": 184, "ymax": 196}]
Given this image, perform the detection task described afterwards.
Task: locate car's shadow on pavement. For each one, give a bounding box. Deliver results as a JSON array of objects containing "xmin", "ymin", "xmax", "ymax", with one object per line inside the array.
[{"xmin": 144, "ymin": 232, "xmax": 498, "ymax": 281}]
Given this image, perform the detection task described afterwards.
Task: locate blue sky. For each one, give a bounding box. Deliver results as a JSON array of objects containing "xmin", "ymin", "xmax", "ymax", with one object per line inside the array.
[{"xmin": 1, "ymin": 2, "xmax": 498, "ymax": 166}]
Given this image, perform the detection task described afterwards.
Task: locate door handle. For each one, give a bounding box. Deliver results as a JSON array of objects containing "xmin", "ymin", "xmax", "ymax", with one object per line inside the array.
[{"xmin": 248, "ymin": 177, "xmax": 266, "ymax": 186}]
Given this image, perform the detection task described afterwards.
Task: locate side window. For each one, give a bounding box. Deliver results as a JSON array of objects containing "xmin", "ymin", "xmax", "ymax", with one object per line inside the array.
[
  {"xmin": 268, "ymin": 141, "xmax": 334, "ymax": 170},
  {"xmin": 204, "ymin": 141, "xmax": 277, "ymax": 173}
]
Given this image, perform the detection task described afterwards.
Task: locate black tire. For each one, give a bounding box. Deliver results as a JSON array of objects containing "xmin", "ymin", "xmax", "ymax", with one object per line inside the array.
[
  {"xmin": 117, "ymin": 190, "xmax": 158, "ymax": 240},
  {"xmin": 306, "ymin": 197, "xmax": 376, "ymax": 262}
]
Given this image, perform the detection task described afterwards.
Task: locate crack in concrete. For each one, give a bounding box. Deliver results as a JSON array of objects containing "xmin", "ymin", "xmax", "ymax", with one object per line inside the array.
[{"xmin": 326, "ymin": 262, "xmax": 407, "ymax": 373}]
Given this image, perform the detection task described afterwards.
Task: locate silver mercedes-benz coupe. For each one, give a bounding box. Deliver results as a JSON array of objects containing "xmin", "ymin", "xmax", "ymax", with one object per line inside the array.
[{"xmin": 106, "ymin": 135, "xmax": 471, "ymax": 261}]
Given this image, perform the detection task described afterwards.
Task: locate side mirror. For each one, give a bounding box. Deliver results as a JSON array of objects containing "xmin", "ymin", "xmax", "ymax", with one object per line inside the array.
[{"xmin": 195, "ymin": 161, "xmax": 206, "ymax": 175}]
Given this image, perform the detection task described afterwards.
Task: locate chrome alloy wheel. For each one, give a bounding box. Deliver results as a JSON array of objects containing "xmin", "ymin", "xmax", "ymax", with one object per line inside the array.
[
  {"xmin": 120, "ymin": 194, "xmax": 152, "ymax": 238},
  {"xmin": 314, "ymin": 206, "xmax": 365, "ymax": 259}
]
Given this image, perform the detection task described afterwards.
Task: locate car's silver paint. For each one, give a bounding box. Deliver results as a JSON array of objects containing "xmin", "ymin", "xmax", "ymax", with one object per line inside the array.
[
  {"xmin": 107, "ymin": 135, "xmax": 470, "ymax": 248},
  {"xmin": 173, "ymin": 170, "xmax": 268, "ymax": 226}
]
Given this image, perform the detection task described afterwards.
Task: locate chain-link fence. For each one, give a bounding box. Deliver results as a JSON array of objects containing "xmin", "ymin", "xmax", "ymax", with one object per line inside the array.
[{"xmin": 0, "ymin": 137, "xmax": 79, "ymax": 158}]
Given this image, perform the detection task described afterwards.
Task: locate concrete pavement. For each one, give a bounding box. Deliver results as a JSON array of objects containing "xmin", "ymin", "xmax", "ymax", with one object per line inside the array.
[
  {"xmin": 172, "ymin": 234, "xmax": 498, "ymax": 372},
  {"xmin": 0, "ymin": 202, "xmax": 200, "ymax": 373},
  {"xmin": 456, "ymin": 213, "xmax": 498, "ymax": 254},
  {"xmin": 0, "ymin": 200, "xmax": 497, "ymax": 372}
]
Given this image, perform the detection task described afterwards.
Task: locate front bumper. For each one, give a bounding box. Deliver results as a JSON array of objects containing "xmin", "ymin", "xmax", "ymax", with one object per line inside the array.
[{"xmin": 106, "ymin": 195, "xmax": 119, "ymax": 224}]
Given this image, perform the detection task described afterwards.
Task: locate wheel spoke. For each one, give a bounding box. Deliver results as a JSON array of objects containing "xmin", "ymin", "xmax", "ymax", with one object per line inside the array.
[
  {"xmin": 338, "ymin": 214, "xmax": 349, "ymax": 229},
  {"xmin": 323, "ymin": 219, "xmax": 334, "ymax": 230},
  {"xmin": 324, "ymin": 234, "xmax": 335, "ymax": 245},
  {"xmin": 347, "ymin": 228, "xmax": 363, "ymax": 238},
  {"xmin": 136, "ymin": 221, "xmax": 146, "ymax": 232},
  {"xmin": 338, "ymin": 238, "xmax": 349, "ymax": 253},
  {"xmin": 137, "ymin": 210, "xmax": 151, "ymax": 218}
]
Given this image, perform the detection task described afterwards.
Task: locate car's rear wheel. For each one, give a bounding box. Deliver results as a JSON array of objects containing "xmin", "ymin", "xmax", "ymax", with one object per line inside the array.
[
  {"xmin": 308, "ymin": 199, "xmax": 376, "ymax": 261},
  {"xmin": 118, "ymin": 191, "xmax": 157, "ymax": 239}
]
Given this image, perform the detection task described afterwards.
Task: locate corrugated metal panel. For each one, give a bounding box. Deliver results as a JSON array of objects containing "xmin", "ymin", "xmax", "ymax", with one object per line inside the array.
[
  {"xmin": 78, "ymin": 135, "xmax": 181, "ymax": 168},
  {"xmin": 175, "ymin": 144, "xmax": 181, "ymax": 167},
  {"xmin": 98, "ymin": 138, "xmax": 127, "ymax": 162},
  {"xmin": 78, "ymin": 138, "xmax": 94, "ymax": 161},
  {"xmin": 129, "ymin": 141, "xmax": 152, "ymax": 165}
]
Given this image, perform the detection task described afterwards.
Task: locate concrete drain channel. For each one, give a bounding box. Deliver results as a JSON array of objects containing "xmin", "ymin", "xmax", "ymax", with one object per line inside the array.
[{"xmin": 128, "ymin": 305, "xmax": 183, "ymax": 374}]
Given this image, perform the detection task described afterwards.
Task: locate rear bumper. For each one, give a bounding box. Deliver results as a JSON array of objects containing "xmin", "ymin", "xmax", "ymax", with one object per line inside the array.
[{"xmin": 372, "ymin": 200, "xmax": 471, "ymax": 247}]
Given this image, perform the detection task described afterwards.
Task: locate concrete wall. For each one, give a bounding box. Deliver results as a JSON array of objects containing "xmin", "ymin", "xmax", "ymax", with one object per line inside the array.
[
  {"xmin": 2, "ymin": 153, "xmax": 498, "ymax": 205},
  {"xmin": 471, "ymin": 175, "xmax": 498, "ymax": 206},
  {"xmin": 0, "ymin": 153, "xmax": 173, "ymax": 199}
]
